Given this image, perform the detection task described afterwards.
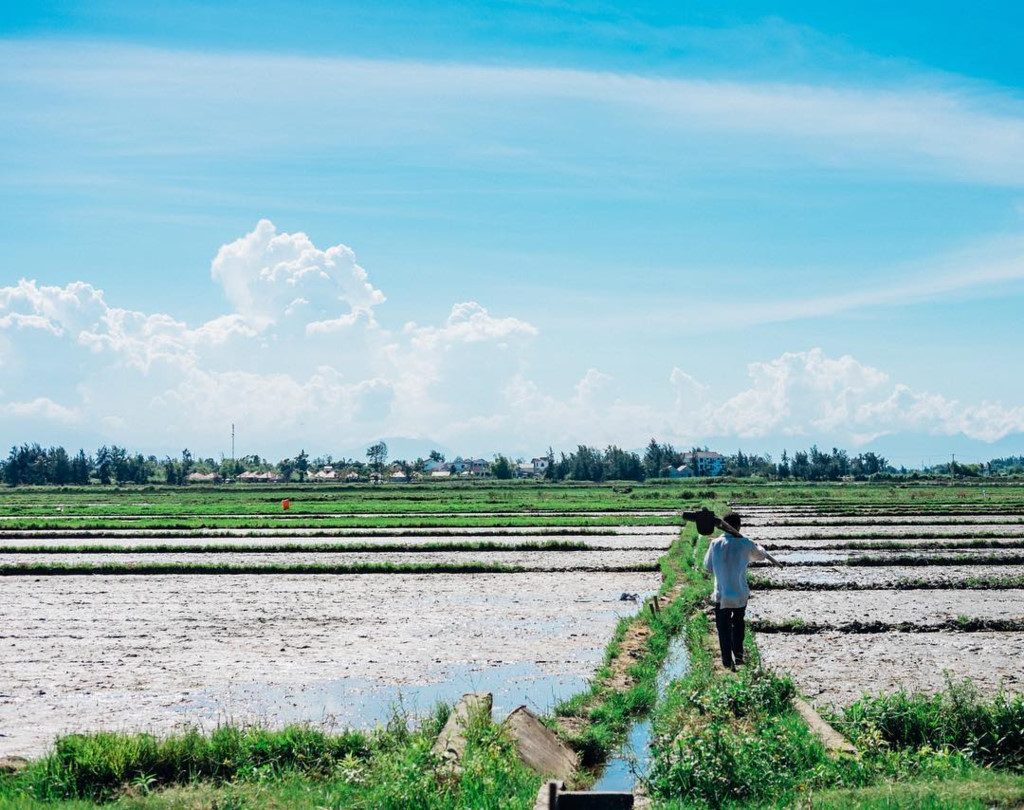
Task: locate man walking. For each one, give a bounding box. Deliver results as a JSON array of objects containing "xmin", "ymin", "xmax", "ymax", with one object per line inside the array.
[{"xmin": 702, "ymin": 511, "xmax": 780, "ymax": 670}]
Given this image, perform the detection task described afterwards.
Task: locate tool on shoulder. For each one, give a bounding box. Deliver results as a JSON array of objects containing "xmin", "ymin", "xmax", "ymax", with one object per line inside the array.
[
  {"xmin": 683, "ymin": 507, "xmax": 783, "ymax": 567},
  {"xmin": 682, "ymin": 507, "xmax": 740, "ymax": 537}
]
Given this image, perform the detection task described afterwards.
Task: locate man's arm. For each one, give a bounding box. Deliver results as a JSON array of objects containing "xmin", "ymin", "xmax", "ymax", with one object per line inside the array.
[
  {"xmin": 748, "ymin": 540, "xmax": 782, "ymax": 567},
  {"xmin": 703, "ymin": 544, "xmax": 713, "ymax": 573}
]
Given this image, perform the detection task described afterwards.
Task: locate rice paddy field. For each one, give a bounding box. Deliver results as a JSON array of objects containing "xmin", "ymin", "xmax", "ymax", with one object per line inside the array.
[
  {"xmin": 740, "ymin": 496, "xmax": 1024, "ymax": 707},
  {"xmin": 1, "ymin": 479, "xmax": 1023, "ymax": 807}
]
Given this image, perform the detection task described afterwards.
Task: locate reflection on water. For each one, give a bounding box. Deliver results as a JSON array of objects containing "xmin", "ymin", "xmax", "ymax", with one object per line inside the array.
[
  {"xmin": 590, "ymin": 633, "xmax": 690, "ymax": 793},
  {"xmin": 178, "ymin": 662, "xmax": 588, "ymax": 729}
]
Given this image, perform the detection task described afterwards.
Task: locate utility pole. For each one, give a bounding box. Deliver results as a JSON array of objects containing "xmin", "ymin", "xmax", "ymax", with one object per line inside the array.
[
  {"xmin": 231, "ymin": 424, "xmax": 235, "ymax": 462},
  {"xmin": 951, "ymin": 452, "xmax": 955, "ymax": 480}
]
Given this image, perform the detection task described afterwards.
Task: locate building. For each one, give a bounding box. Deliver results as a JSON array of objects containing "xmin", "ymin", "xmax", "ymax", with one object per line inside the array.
[
  {"xmin": 238, "ymin": 470, "xmax": 284, "ymax": 483},
  {"xmin": 423, "ymin": 459, "xmax": 450, "ymax": 474},
  {"xmin": 187, "ymin": 472, "xmax": 222, "ymax": 484},
  {"xmin": 679, "ymin": 451, "xmax": 725, "ymax": 477},
  {"xmin": 515, "ymin": 462, "xmax": 535, "ymax": 479},
  {"xmin": 451, "ymin": 457, "xmax": 490, "ymax": 476},
  {"xmin": 668, "ymin": 465, "xmax": 695, "ymax": 479},
  {"xmin": 311, "ymin": 469, "xmax": 338, "ymax": 481},
  {"xmin": 531, "ymin": 457, "xmax": 550, "ymax": 475}
]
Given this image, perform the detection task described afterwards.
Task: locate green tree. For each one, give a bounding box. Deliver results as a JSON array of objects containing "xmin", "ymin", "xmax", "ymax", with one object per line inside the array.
[
  {"xmin": 491, "ymin": 455, "xmax": 513, "ymax": 479},
  {"xmin": 366, "ymin": 441, "xmax": 388, "ymax": 483},
  {"xmin": 295, "ymin": 449, "xmax": 310, "ymax": 482}
]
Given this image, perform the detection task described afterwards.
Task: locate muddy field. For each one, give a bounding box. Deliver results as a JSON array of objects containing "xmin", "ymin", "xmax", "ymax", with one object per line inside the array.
[
  {"xmin": 741, "ymin": 504, "xmax": 1024, "ymax": 707},
  {"xmin": 755, "ymin": 563, "xmax": 1024, "ymax": 588},
  {"xmin": 0, "ymin": 569, "xmax": 659, "ymax": 757},
  {"xmin": 0, "ymin": 529, "xmax": 676, "ymax": 549},
  {"xmin": 757, "ymin": 631, "xmax": 1024, "ymax": 706},
  {"xmin": 0, "ymin": 548, "xmax": 664, "ymax": 569},
  {"xmin": 749, "ymin": 524, "xmax": 1024, "ymax": 540},
  {"xmin": 748, "ymin": 589, "xmax": 1024, "ymax": 626}
]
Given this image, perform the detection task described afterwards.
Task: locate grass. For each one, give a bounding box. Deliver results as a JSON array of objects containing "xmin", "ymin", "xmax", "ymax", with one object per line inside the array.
[
  {"xmin": 0, "ymin": 707, "xmax": 544, "ymax": 808},
  {"xmin": 840, "ymin": 553, "xmax": 1024, "ymax": 567},
  {"xmin": 0, "ymin": 560, "xmax": 660, "ymax": 576},
  {"xmin": 4, "ymin": 480, "xmax": 1024, "ymax": 807},
  {"xmin": 749, "ymin": 575, "xmax": 1024, "ymax": 590},
  {"xmin": 0, "ymin": 539, "xmax": 598, "ymax": 554},
  {"xmin": 750, "ymin": 618, "xmax": 1024, "ymax": 634},
  {"xmin": 806, "ymin": 771, "xmax": 1024, "ymax": 808},
  {"xmin": 764, "ymin": 539, "xmax": 1024, "ymax": 551},
  {"xmin": 0, "ymin": 515, "xmax": 679, "ymax": 531},
  {"xmin": 834, "ymin": 677, "xmax": 1024, "ymax": 771},
  {"xmin": 643, "ymin": 513, "xmax": 1024, "ymax": 809},
  {"xmin": 550, "ymin": 531, "xmax": 694, "ymax": 773}
]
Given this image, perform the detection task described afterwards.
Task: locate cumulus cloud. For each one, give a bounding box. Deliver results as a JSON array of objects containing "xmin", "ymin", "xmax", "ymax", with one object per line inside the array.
[
  {"xmin": 672, "ymin": 349, "xmax": 1024, "ymax": 445},
  {"xmin": 0, "ymin": 222, "xmax": 536, "ymax": 453},
  {"xmin": 1, "ymin": 223, "xmax": 1022, "ymax": 455},
  {"xmin": 0, "ymin": 397, "xmax": 79, "ymax": 423},
  {"xmin": 210, "ymin": 219, "xmax": 385, "ymax": 328}
]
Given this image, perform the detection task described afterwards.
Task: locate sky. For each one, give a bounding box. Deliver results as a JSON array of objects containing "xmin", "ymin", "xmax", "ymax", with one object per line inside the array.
[{"xmin": 1, "ymin": 1, "xmax": 1023, "ymax": 466}]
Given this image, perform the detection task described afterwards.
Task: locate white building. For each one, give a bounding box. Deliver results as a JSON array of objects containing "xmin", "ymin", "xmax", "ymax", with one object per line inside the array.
[
  {"xmin": 531, "ymin": 457, "xmax": 550, "ymax": 475},
  {"xmin": 679, "ymin": 451, "xmax": 725, "ymax": 477}
]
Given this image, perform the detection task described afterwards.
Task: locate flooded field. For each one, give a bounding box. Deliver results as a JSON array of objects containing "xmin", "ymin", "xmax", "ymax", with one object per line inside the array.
[
  {"xmin": 0, "ymin": 548, "xmax": 664, "ymax": 569},
  {"xmin": 757, "ymin": 631, "xmax": 1024, "ymax": 706},
  {"xmin": 0, "ymin": 569, "xmax": 659, "ymax": 757},
  {"xmin": 742, "ymin": 503, "xmax": 1024, "ymax": 709},
  {"xmin": 0, "ymin": 483, "xmax": 688, "ymax": 762}
]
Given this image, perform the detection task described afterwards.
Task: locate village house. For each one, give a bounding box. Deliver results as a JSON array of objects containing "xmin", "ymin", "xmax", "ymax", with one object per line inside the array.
[
  {"xmin": 679, "ymin": 451, "xmax": 726, "ymax": 477},
  {"xmin": 531, "ymin": 456, "xmax": 550, "ymax": 475},
  {"xmin": 238, "ymin": 470, "xmax": 284, "ymax": 483},
  {"xmin": 668, "ymin": 465, "xmax": 695, "ymax": 479},
  {"xmin": 187, "ymin": 471, "xmax": 222, "ymax": 484},
  {"xmin": 451, "ymin": 457, "xmax": 490, "ymax": 476}
]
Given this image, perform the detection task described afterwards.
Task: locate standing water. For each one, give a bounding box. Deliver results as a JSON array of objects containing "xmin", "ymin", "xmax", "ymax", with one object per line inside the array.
[{"xmin": 589, "ymin": 633, "xmax": 690, "ymax": 792}]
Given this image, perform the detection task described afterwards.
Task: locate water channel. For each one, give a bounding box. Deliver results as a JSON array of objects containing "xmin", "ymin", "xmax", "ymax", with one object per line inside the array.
[{"xmin": 589, "ymin": 632, "xmax": 690, "ymax": 792}]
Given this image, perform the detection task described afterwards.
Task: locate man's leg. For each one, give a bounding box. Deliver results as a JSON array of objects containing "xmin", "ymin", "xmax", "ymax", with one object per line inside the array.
[
  {"xmin": 714, "ymin": 602, "xmax": 733, "ymax": 667},
  {"xmin": 731, "ymin": 607, "xmax": 747, "ymax": 665}
]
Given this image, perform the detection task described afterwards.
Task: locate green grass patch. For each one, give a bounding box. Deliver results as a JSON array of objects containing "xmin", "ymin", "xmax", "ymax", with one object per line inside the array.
[
  {"xmin": 0, "ymin": 561, "xmax": 659, "ymax": 576},
  {"xmin": 553, "ymin": 530, "xmax": 698, "ymax": 772},
  {"xmin": 834, "ymin": 677, "xmax": 1024, "ymax": 772},
  {"xmin": 0, "ymin": 708, "xmax": 543, "ymax": 808},
  {"xmin": 749, "ymin": 576, "xmax": 1024, "ymax": 591},
  {"xmin": 0, "ymin": 539, "xmax": 595, "ymax": 554}
]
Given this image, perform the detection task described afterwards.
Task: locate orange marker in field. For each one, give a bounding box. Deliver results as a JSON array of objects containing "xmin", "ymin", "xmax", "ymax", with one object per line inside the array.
[{"xmin": 282, "ymin": 499, "xmax": 290, "ymax": 511}]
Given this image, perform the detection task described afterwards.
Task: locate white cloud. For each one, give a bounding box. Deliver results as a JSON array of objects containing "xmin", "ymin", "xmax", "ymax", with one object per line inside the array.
[
  {"xmin": 3, "ymin": 41, "xmax": 1023, "ymax": 184},
  {"xmin": 210, "ymin": 219, "xmax": 385, "ymax": 328},
  {"xmin": 675, "ymin": 349, "xmax": 1024, "ymax": 445},
  {"xmin": 1, "ymin": 222, "xmax": 1022, "ymax": 455},
  {"xmin": 0, "ymin": 397, "xmax": 79, "ymax": 423}
]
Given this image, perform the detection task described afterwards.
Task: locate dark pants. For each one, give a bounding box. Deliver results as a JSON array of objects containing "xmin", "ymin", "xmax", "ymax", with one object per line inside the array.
[{"xmin": 714, "ymin": 602, "xmax": 746, "ymax": 667}]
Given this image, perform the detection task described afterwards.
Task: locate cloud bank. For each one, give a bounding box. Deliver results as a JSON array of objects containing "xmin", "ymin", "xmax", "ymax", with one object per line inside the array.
[{"xmin": 1, "ymin": 220, "xmax": 1022, "ymax": 458}]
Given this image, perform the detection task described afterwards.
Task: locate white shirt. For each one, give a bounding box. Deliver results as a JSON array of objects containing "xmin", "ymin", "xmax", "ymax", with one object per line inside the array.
[{"xmin": 703, "ymin": 533, "xmax": 769, "ymax": 608}]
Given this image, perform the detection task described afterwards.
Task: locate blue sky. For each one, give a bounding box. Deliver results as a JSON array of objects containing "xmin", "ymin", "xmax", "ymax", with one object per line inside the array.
[{"xmin": 1, "ymin": 1, "xmax": 1023, "ymax": 465}]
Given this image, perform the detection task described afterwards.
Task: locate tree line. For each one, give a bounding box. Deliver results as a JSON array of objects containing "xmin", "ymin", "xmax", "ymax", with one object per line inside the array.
[{"xmin": 1, "ymin": 439, "xmax": 1016, "ymax": 487}]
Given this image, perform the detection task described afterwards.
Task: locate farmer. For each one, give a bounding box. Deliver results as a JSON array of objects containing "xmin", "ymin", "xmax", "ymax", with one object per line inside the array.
[{"xmin": 702, "ymin": 511, "xmax": 781, "ymax": 670}]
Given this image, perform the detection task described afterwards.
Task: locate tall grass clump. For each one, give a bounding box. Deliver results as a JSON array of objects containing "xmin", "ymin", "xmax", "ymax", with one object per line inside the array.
[
  {"xmin": 837, "ymin": 677, "xmax": 1024, "ymax": 771},
  {"xmin": 0, "ymin": 707, "xmax": 542, "ymax": 807},
  {"xmin": 13, "ymin": 725, "xmax": 368, "ymax": 802},
  {"xmin": 646, "ymin": 627, "xmax": 839, "ymax": 808}
]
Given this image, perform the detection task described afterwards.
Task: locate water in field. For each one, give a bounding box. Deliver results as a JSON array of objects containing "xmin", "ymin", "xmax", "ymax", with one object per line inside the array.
[
  {"xmin": 589, "ymin": 632, "xmax": 690, "ymax": 792},
  {"xmin": 180, "ymin": 662, "xmax": 587, "ymax": 730}
]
